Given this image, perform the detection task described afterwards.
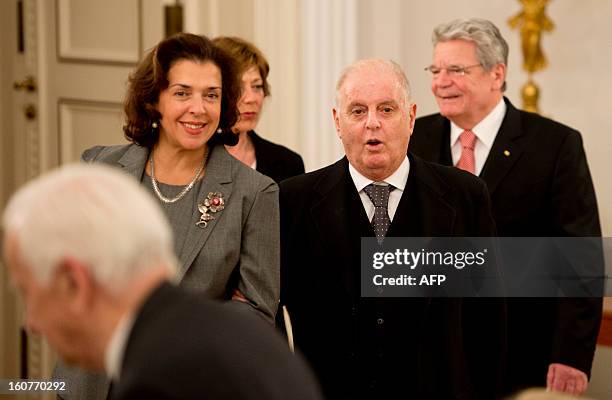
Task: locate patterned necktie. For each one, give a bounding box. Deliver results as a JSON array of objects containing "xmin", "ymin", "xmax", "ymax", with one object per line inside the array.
[
  {"xmin": 456, "ymin": 129, "xmax": 477, "ymax": 174},
  {"xmin": 363, "ymin": 183, "xmax": 394, "ymax": 244}
]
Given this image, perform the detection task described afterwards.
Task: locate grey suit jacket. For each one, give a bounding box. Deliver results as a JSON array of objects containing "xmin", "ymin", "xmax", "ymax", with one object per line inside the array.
[{"xmin": 55, "ymin": 143, "xmax": 280, "ymax": 400}]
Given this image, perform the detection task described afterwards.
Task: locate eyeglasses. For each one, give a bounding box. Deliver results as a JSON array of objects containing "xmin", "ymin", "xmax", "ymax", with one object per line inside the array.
[{"xmin": 424, "ymin": 63, "xmax": 482, "ymax": 77}]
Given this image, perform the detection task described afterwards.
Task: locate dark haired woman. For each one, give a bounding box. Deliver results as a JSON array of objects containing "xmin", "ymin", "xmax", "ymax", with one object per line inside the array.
[{"xmin": 53, "ymin": 33, "xmax": 279, "ymax": 399}]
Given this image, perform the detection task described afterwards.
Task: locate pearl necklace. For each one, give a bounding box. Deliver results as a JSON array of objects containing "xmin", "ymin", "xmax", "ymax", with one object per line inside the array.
[{"xmin": 150, "ymin": 148, "xmax": 208, "ymax": 204}]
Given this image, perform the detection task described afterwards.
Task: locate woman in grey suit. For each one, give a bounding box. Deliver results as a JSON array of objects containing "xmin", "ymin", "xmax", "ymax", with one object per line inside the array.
[{"xmin": 55, "ymin": 33, "xmax": 280, "ymax": 400}]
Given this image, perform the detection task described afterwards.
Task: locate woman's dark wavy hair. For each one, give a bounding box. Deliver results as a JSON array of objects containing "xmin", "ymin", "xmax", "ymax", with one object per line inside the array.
[{"xmin": 123, "ymin": 33, "xmax": 240, "ymax": 147}]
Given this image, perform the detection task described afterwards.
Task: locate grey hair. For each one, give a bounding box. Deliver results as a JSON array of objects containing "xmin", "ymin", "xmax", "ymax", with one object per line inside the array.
[
  {"xmin": 433, "ymin": 18, "xmax": 508, "ymax": 91},
  {"xmin": 2, "ymin": 163, "xmax": 178, "ymax": 294},
  {"xmin": 335, "ymin": 59, "xmax": 412, "ymax": 107}
]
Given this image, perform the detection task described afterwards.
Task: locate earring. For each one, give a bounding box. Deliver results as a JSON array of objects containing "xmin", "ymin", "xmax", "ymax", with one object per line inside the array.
[
  {"xmin": 152, "ymin": 121, "xmax": 159, "ymax": 129},
  {"xmin": 216, "ymin": 128, "xmax": 222, "ymax": 134}
]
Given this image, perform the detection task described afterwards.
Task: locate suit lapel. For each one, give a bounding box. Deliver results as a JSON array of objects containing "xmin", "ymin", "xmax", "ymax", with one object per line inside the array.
[
  {"xmin": 390, "ymin": 155, "xmax": 456, "ymax": 236},
  {"xmin": 310, "ymin": 158, "xmax": 371, "ymax": 299},
  {"xmin": 479, "ymin": 99, "xmax": 527, "ymax": 195},
  {"xmin": 117, "ymin": 144, "xmax": 150, "ymax": 180},
  {"xmin": 411, "ymin": 116, "xmax": 452, "ymax": 166},
  {"xmin": 419, "ymin": 98, "xmax": 527, "ymax": 197},
  {"xmin": 115, "ymin": 144, "xmax": 235, "ymax": 279},
  {"xmin": 386, "ymin": 168, "xmax": 420, "ymax": 237},
  {"xmin": 176, "ymin": 145, "xmax": 234, "ymax": 279},
  {"xmin": 249, "ymin": 131, "xmax": 272, "ymax": 175}
]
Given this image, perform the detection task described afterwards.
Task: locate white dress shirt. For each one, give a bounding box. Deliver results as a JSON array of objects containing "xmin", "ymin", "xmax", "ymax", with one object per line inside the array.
[
  {"xmin": 104, "ymin": 311, "xmax": 136, "ymax": 382},
  {"xmin": 450, "ymin": 98, "xmax": 506, "ymax": 175},
  {"xmin": 348, "ymin": 156, "xmax": 410, "ymax": 222}
]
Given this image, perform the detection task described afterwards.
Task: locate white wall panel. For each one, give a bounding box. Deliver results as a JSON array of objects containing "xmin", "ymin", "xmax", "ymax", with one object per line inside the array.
[
  {"xmin": 58, "ymin": 100, "xmax": 124, "ymax": 163},
  {"xmin": 57, "ymin": 0, "xmax": 141, "ymax": 64}
]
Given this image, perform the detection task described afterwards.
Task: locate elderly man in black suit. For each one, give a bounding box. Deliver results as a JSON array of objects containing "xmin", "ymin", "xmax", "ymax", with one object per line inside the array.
[
  {"xmin": 409, "ymin": 18, "xmax": 602, "ymax": 396},
  {"xmin": 279, "ymin": 59, "xmax": 506, "ymax": 399},
  {"xmin": 2, "ymin": 164, "xmax": 322, "ymax": 400}
]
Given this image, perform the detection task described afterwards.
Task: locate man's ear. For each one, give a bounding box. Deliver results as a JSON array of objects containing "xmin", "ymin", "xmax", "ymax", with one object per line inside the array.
[
  {"xmin": 332, "ymin": 108, "xmax": 341, "ymax": 138},
  {"xmin": 53, "ymin": 257, "xmax": 95, "ymax": 314},
  {"xmin": 491, "ymin": 63, "xmax": 507, "ymax": 91},
  {"xmin": 408, "ymin": 103, "xmax": 418, "ymax": 134}
]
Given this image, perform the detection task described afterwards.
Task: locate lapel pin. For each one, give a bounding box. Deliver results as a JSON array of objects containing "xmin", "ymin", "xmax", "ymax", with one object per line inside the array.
[
  {"xmin": 197, "ymin": 192, "xmax": 225, "ymax": 228},
  {"xmin": 503, "ymin": 150, "xmax": 510, "ymax": 157}
]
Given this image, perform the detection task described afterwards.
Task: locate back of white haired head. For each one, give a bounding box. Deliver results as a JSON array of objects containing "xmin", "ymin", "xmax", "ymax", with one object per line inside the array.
[
  {"xmin": 433, "ymin": 18, "xmax": 509, "ymax": 91},
  {"xmin": 335, "ymin": 59, "xmax": 412, "ymax": 107},
  {"xmin": 2, "ymin": 164, "xmax": 178, "ymax": 293}
]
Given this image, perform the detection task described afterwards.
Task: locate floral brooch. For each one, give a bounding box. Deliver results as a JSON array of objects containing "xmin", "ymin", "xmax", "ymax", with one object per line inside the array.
[{"xmin": 197, "ymin": 192, "xmax": 225, "ymax": 228}]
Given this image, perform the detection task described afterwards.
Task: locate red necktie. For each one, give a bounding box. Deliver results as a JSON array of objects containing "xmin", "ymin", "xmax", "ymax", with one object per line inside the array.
[{"xmin": 456, "ymin": 130, "xmax": 477, "ymax": 174}]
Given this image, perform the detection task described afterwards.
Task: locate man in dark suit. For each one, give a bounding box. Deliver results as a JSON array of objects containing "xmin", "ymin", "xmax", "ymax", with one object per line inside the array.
[
  {"xmin": 409, "ymin": 18, "xmax": 602, "ymax": 396},
  {"xmin": 2, "ymin": 164, "xmax": 322, "ymax": 400},
  {"xmin": 279, "ymin": 59, "xmax": 506, "ymax": 399}
]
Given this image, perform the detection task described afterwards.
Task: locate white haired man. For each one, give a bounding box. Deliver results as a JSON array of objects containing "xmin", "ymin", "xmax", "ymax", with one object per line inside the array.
[
  {"xmin": 279, "ymin": 59, "xmax": 506, "ymax": 399},
  {"xmin": 2, "ymin": 164, "xmax": 322, "ymax": 400}
]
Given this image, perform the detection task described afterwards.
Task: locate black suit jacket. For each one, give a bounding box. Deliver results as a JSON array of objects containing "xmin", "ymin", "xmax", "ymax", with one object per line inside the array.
[
  {"xmin": 410, "ymin": 98, "xmax": 602, "ymax": 392},
  {"xmin": 111, "ymin": 282, "xmax": 322, "ymax": 400},
  {"xmin": 279, "ymin": 155, "xmax": 506, "ymax": 399},
  {"xmin": 249, "ymin": 131, "xmax": 305, "ymax": 183}
]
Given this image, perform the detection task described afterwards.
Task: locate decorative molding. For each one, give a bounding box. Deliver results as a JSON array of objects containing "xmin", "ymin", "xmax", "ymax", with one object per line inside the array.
[
  {"xmin": 508, "ymin": 0, "xmax": 554, "ymax": 114},
  {"xmin": 27, "ymin": 336, "xmax": 42, "ymax": 378},
  {"xmin": 57, "ymin": 98, "xmax": 123, "ymax": 163},
  {"xmin": 24, "ymin": 0, "xmax": 48, "ymax": 387},
  {"xmin": 25, "ymin": 0, "xmax": 40, "ymax": 181},
  {"xmin": 55, "ymin": 0, "xmax": 142, "ymax": 65}
]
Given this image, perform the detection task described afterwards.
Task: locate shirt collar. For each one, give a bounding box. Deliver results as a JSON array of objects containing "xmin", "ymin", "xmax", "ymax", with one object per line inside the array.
[
  {"xmin": 450, "ymin": 98, "xmax": 506, "ymax": 149},
  {"xmin": 348, "ymin": 155, "xmax": 410, "ymax": 191},
  {"xmin": 104, "ymin": 311, "xmax": 136, "ymax": 382}
]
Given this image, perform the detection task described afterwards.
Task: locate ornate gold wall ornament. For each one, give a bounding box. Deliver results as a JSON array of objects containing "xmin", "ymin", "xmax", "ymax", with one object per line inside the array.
[{"xmin": 508, "ymin": 0, "xmax": 555, "ymax": 113}]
